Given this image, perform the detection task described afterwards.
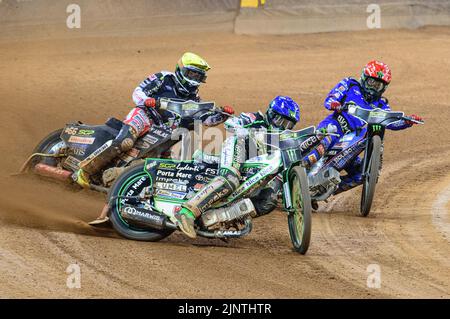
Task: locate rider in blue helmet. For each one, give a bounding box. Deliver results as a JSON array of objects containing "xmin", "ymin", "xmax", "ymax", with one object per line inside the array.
[{"xmin": 172, "ymin": 95, "xmax": 301, "ymax": 238}]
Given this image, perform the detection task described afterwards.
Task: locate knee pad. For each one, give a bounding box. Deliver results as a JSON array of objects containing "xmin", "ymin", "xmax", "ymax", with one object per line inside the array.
[{"xmin": 112, "ymin": 124, "xmax": 137, "ymax": 152}]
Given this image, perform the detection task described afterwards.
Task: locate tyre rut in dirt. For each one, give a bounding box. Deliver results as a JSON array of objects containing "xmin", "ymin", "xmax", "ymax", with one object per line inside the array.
[
  {"xmin": 360, "ymin": 135, "xmax": 382, "ymax": 217},
  {"xmin": 288, "ymin": 166, "xmax": 312, "ymax": 254},
  {"xmin": 30, "ymin": 128, "xmax": 64, "ymax": 168},
  {"xmin": 108, "ymin": 162, "xmax": 174, "ymax": 241}
]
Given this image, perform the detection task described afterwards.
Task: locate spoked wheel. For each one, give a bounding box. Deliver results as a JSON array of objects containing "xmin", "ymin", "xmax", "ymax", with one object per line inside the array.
[
  {"xmin": 360, "ymin": 135, "xmax": 382, "ymax": 217},
  {"xmin": 108, "ymin": 162, "xmax": 174, "ymax": 241},
  {"xmin": 288, "ymin": 166, "xmax": 312, "ymax": 254}
]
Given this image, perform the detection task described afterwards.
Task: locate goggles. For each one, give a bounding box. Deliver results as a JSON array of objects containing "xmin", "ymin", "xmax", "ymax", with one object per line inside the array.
[
  {"xmin": 365, "ymin": 77, "xmax": 386, "ymax": 92},
  {"xmin": 182, "ymin": 67, "xmax": 207, "ymax": 84},
  {"xmin": 272, "ymin": 114, "xmax": 296, "ymax": 130}
]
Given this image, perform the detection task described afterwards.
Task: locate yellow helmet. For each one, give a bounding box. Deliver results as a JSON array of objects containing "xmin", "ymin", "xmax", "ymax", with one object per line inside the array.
[{"xmin": 175, "ymin": 52, "xmax": 210, "ymax": 95}]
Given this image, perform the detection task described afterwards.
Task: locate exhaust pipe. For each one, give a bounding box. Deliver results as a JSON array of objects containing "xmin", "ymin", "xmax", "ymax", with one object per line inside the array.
[
  {"xmin": 120, "ymin": 205, "xmax": 173, "ymax": 230},
  {"xmin": 34, "ymin": 163, "xmax": 72, "ymax": 182}
]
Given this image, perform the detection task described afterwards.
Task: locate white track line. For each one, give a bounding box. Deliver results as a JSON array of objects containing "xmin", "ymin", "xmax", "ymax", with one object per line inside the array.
[{"xmin": 432, "ymin": 182, "xmax": 450, "ymax": 242}]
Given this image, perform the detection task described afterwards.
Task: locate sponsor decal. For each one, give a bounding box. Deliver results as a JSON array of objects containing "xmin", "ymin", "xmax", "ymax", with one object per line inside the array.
[
  {"xmin": 64, "ymin": 127, "xmax": 78, "ymax": 135},
  {"xmin": 285, "ymin": 149, "xmax": 298, "ymax": 162},
  {"xmin": 146, "ymin": 161, "xmax": 158, "ymax": 170},
  {"xmin": 327, "ymin": 150, "xmax": 338, "ymax": 156},
  {"xmin": 336, "ymin": 114, "xmax": 351, "ymax": 134},
  {"xmin": 156, "ymin": 182, "xmax": 187, "ymax": 192},
  {"xmin": 155, "ymin": 189, "xmax": 186, "ymax": 200},
  {"xmin": 175, "ymin": 171, "xmax": 192, "ymax": 179},
  {"xmin": 69, "ymin": 146, "xmax": 86, "ymax": 157},
  {"xmin": 78, "ymin": 129, "xmax": 95, "ymax": 136},
  {"xmin": 122, "ymin": 206, "xmax": 163, "ymax": 223},
  {"xmin": 332, "ymin": 140, "xmax": 365, "ymax": 168},
  {"xmin": 158, "ymin": 162, "xmax": 176, "ymax": 170},
  {"xmin": 204, "ymin": 168, "xmax": 218, "ymax": 176},
  {"xmin": 300, "ymin": 136, "xmax": 319, "ymax": 152},
  {"xmin": 317, "ymin": 144, "xmax": 325, "ymax": 156},
  {"xmin": 151, "ymin": 128, "xmax": 170, "ymax": 138},
  {"xmin": 231, "ymin": 164, "xmax": 275, "ymax": 198},
  {"xmin": 63, "ymin": 155, "xmax": 80, "ymax": 170},
  {"xmin": 175, "ymin": 163, "xmax": 200, "ymax": 172},
  {"xmin": 181, "ymin": 102, "xmax": 199, "ymax": 110},
  {"xmin": 157, "ymin": 170, "xmax": 175, "ymax": 177},
  {"xmin": 84, "ymin": 141, "xmax": 112, "ymax": 162},
  {"xmin": 142, "ymin": 134, "xmax": 159, "ymax": 145},
  {"xmin": 338, "ymin": 85, "xmax": 346, "ymax": 92},
  {"xmin": 372, "ymin": 124, "xmax": 382, "ymax": 132},
  {"xmin": 369, "ymin": 111, "xmax": 387, "ymax": 118},
  {"xmin": 68, "ymin": 136, "xmax": 95, "ymax": 145},
  {"xmin": 308, "ymin": 154, "xmax": 317, "ymax": 163}
]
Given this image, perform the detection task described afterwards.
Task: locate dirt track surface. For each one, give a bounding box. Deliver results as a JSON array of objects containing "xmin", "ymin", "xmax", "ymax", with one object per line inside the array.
[{"xmin": 1, "ymin": 27, "xmax": 449, "ymax": 298}]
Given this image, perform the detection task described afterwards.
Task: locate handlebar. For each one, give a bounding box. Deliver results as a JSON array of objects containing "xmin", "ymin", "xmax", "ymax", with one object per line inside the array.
[{"xmin": 401, "ymin": 115, "xmax": 424, "ymax": 125}]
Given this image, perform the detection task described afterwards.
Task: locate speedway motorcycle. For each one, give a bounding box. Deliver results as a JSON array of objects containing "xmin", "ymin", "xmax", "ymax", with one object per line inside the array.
[
  {"xmin": 106, "ymin": 126, "xmax": 317, "ymax": 254},
  {"xmin": 306, "ymin": 104, "xmax": 424, "ymax": 216},
  {"xmin": 20, "ymin": 99, "xmax": 226, "ymax": 193}
]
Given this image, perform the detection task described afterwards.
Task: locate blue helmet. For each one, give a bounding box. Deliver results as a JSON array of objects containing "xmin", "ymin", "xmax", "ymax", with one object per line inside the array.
[{"xmin": 266, "ymin": 96, "xmax": 300, "ymax": 130}]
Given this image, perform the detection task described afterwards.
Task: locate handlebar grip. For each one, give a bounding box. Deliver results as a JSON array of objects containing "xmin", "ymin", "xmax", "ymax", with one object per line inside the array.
[{"xmin": 403, "ymin": 116, "xmax": 424, "ymax": 124}]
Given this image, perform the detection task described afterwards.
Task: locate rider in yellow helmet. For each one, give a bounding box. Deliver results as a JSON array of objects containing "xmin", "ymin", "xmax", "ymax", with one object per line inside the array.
[{"xmin": 75, "ymin": 52, "xmax": 230, "ymax": 188}]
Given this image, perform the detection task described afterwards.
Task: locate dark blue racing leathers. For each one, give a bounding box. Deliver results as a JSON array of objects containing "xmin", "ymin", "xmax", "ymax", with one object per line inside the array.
[{"xmin": 305, "ymin": 77, "xmax": 413, "ymax": 191}]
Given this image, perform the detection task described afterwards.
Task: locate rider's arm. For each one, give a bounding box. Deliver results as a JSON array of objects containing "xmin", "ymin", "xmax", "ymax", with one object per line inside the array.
[
  {"xmin": 132, "ymin": 73, "xmax": 165, "ymax": 106},
  {"xmin": 224, "ymin": 112, "xmax": 263, "ymax": 132},
  {"xmin": 324, "ymin": 78, "xmax": 351, "ymax": 111}
]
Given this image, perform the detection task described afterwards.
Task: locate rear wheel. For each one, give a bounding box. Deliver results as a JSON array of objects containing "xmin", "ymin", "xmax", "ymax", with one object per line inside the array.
[
  {"xmin": 108, "ymin": 162, "xmax": 174, "ymax": 241},
  {"xmin": 360, "ymin": 135, "xmax": 382, "ymax": 217},
  {"xmin": 29, "ymin": 128, "xmax": 65, "ymax": 169},
  {"xmin": 288, "ymin": 166, "xmax": 312, "ymax": 254}
]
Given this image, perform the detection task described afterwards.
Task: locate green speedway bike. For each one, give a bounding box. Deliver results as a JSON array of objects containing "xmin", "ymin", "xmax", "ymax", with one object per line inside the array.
[{"xmin": 106, "ymin": 127, "xmax": 317, "ymax": 254}]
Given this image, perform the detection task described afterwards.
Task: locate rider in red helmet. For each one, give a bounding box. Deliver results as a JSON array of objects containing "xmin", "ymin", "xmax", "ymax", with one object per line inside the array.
[{"xmin": 301, "ymin": 60, "xmax": 423, "ymax": 196}]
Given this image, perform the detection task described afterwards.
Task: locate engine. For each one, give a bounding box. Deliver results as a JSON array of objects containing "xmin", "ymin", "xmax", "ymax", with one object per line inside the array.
[
  {"xmin": 308, "ymin": 167, "xmax": 341, "ymax": 199},
  {"xmin": 201, "ymin": 198, "xmax": 257, "ymax": 228}
]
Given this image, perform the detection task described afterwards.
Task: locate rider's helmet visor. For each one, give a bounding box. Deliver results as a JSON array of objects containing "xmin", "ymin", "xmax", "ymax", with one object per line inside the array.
[
  {"xmin": 365, "ymin": 77, "xmax": 385, "ymax": 92},
  {"xmin": 182, "ymin": 67, "xmax": 207, "ymax": 84},
  {"xmin": 272, "ymin": 114, "xmax": 296, "ymax": 130}
]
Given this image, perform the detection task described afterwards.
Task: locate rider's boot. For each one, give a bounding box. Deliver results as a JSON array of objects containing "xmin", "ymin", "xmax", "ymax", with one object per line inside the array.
[
  {"xmin": 335, "ymin": 157, "xmax": 363, "ymax": 194},
  {"xmin": 73, "ymin": 124, "xmax": 137, "ymax": 188},
  {"xmin": 172, "ymin": 170, "xmax": 240, "ymax": 238}
]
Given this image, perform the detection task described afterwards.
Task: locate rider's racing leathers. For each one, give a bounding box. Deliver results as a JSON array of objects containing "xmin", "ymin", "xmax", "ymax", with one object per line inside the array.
[
  {"xmin": 77, "ymin": 71, "xmax": 219, "ymax": 185},
  {"xmin": 183, "ymin": 111, "xmax": 281, "ymax": 218},
  {"xmin": 302, "ymin": 77, "xmax": 412, "ymax": 191}
]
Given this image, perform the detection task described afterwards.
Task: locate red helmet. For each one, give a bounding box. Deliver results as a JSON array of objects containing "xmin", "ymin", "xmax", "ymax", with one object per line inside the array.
[{"xmin": 360, "ymin": 60, "xmax": 391, "ymax": 101}]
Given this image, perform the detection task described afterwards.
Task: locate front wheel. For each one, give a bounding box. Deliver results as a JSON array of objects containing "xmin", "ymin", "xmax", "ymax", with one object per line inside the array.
[
  {"xmin": 360, "ymin": 135, "xmax": 382, "ymax": 217},
  {"xmin": 287, "ymin": 166, "xmax": 312, "ymax": 254},
  {"xmin": 108, "ymin": 162, "xmax": 174, "ymax": 241}
]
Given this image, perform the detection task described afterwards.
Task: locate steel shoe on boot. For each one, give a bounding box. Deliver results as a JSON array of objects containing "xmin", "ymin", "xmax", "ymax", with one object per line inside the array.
[
  {"xmin": 172, "ymin": 207, "xmax": 197, "ymax": 239},
  {"xmin": 73, "ymin": 169, "xmax": 91, "ymax": 188}
]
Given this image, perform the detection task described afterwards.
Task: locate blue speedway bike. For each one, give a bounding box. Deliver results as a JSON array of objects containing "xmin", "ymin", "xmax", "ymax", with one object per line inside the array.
[{"xmin": 306, "ymin": 104, "xmax": 424, "ymax": 216}]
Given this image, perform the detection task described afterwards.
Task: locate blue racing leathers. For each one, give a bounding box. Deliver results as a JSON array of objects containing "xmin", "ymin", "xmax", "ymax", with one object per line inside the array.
[{"xmin": 304, "ymin": 77, "xmax": 413, "ymax": 191}]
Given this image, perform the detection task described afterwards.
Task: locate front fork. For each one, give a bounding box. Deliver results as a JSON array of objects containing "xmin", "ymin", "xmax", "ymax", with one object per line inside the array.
[{"xmin": 361, "ymin": 125, "xmax": 385, "ymax": 181}]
